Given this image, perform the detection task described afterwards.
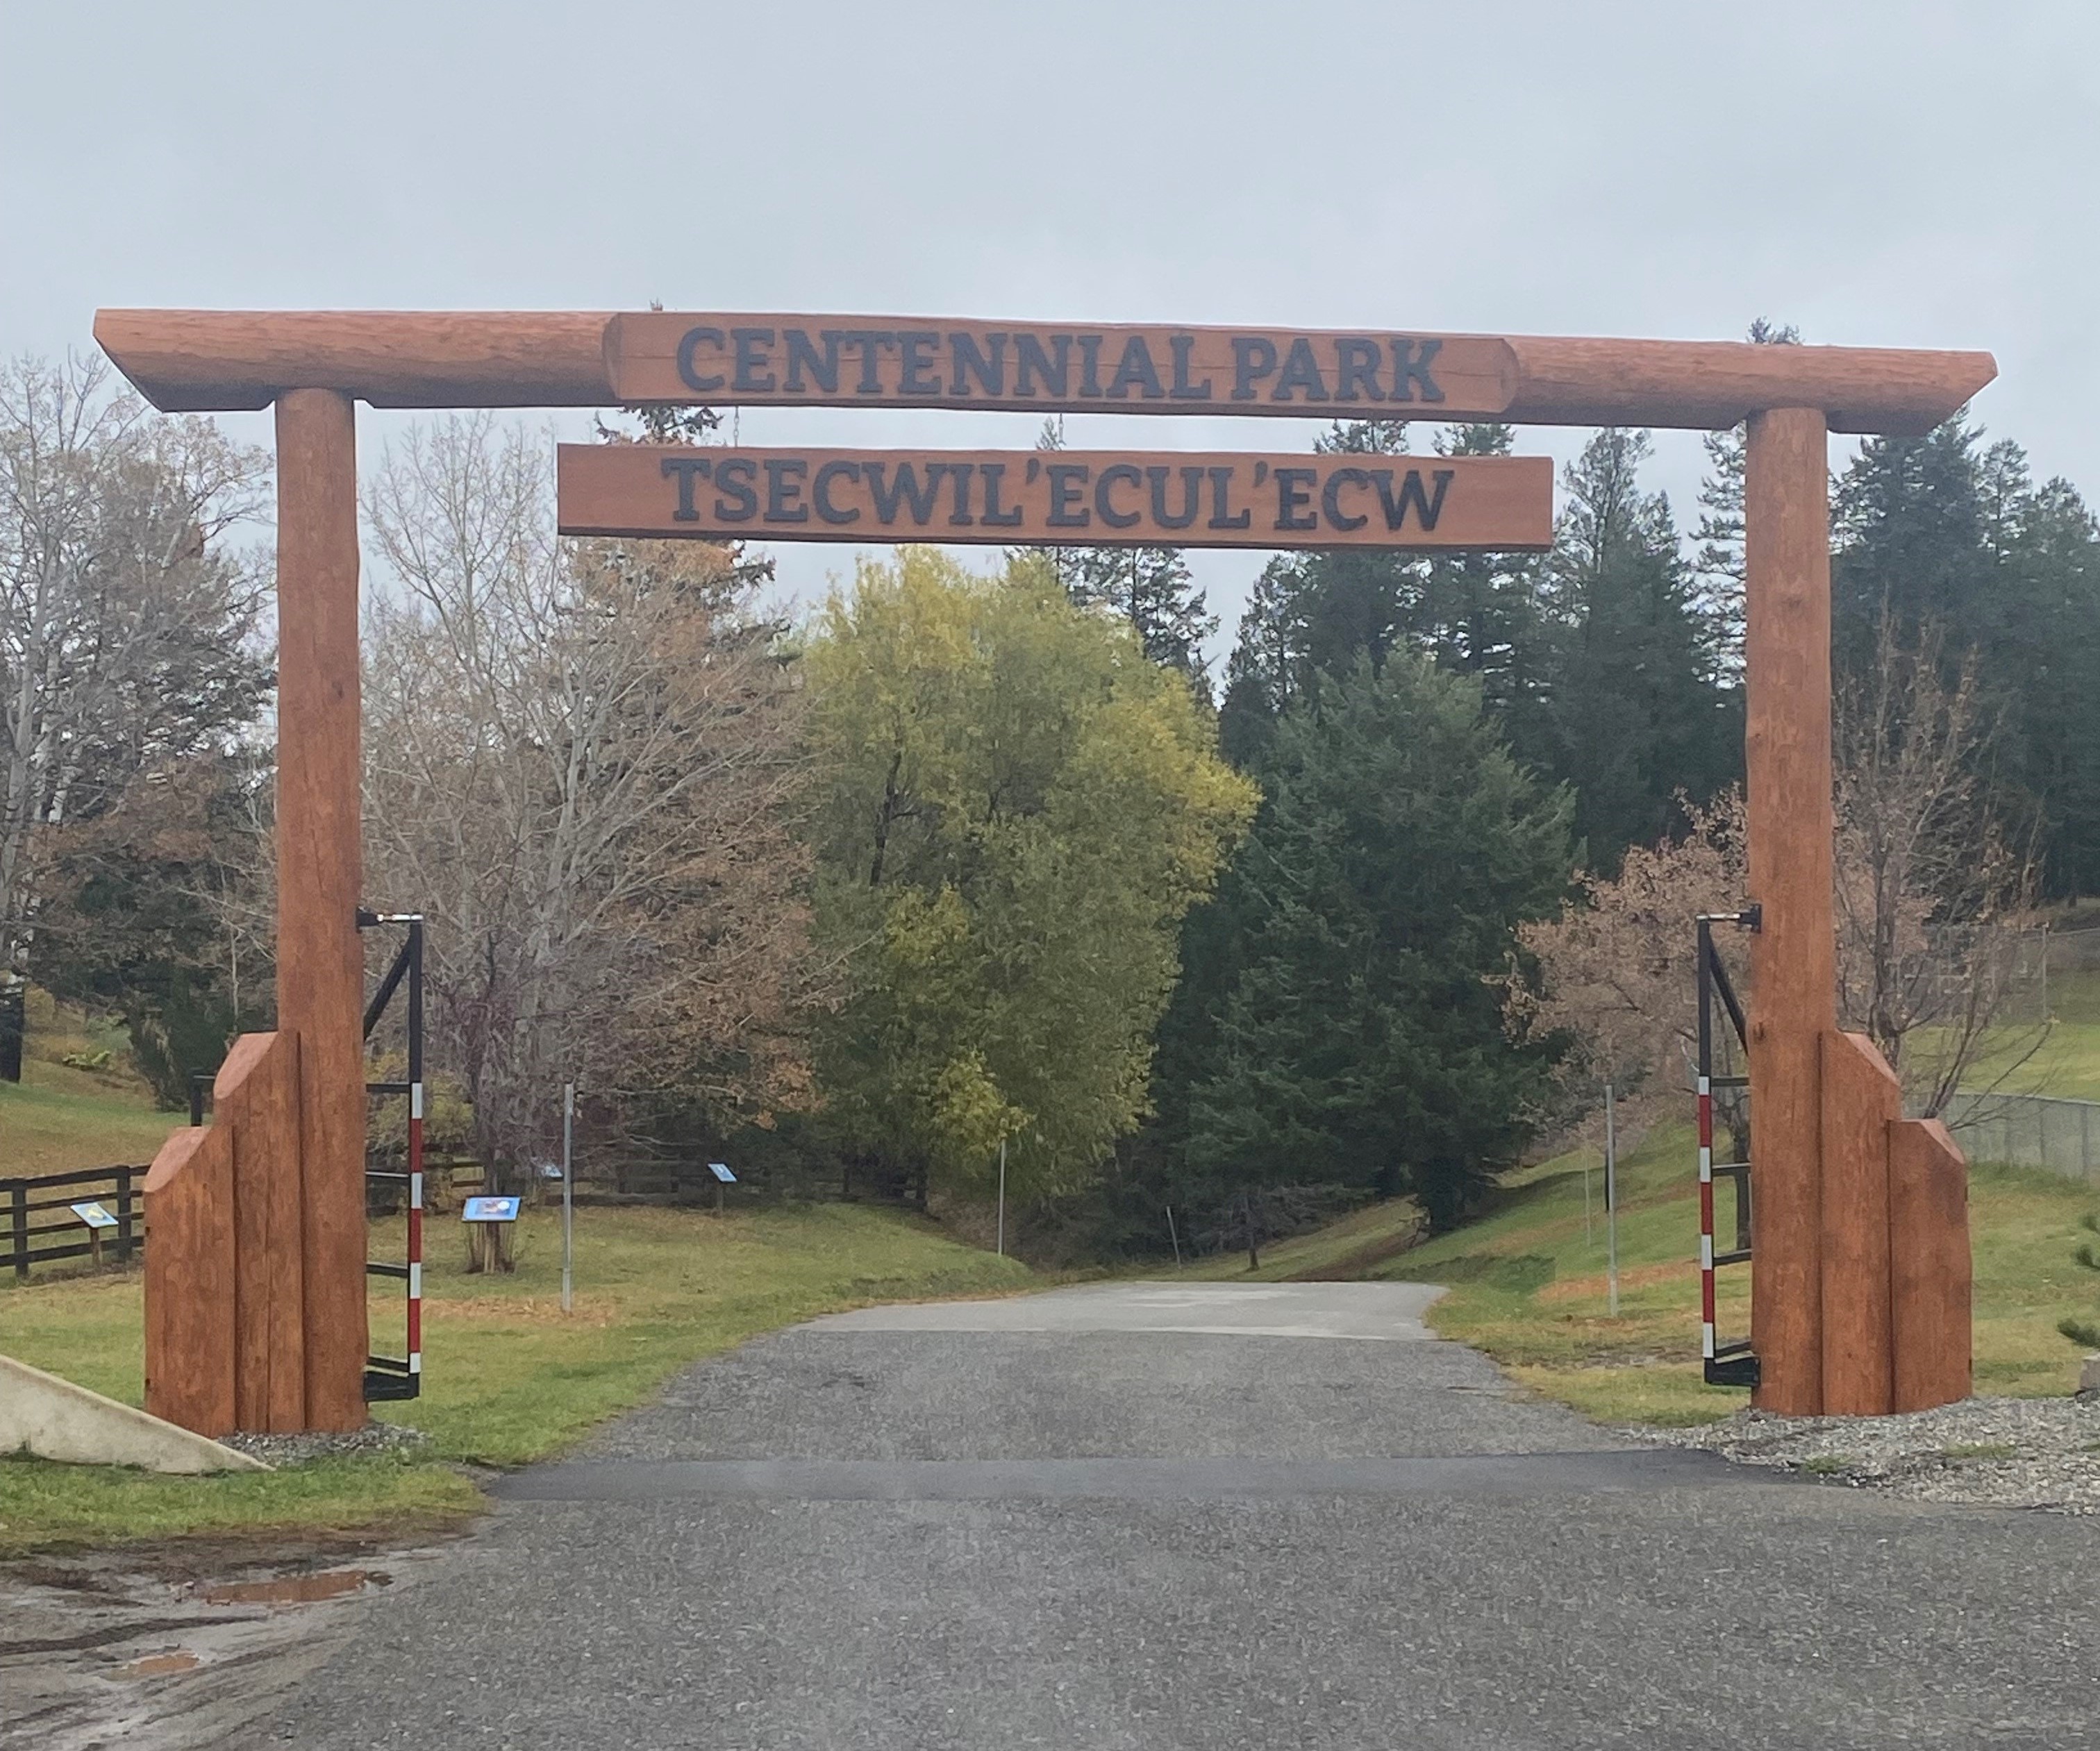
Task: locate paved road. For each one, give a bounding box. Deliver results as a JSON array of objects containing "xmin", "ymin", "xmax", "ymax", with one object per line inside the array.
[{"xmin": 240, "ymin": 1282, "xmax": 2099, "ymax": 1750}]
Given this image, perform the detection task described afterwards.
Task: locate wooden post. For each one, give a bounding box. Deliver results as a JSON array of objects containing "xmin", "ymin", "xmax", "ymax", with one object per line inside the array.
[
  {"xmin": 275, "ymin": 389, "xmax": 368, "ymax": 1432},
  {"xmin": 1744, "ymin": 406, "xmax": 1835, "ymax": 1416}
]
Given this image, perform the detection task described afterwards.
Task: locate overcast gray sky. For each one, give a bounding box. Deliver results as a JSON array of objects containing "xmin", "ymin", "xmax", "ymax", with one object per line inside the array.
[{"xmin": 6, "ymin": 0, "xmax": 2096, "ymax": 664}]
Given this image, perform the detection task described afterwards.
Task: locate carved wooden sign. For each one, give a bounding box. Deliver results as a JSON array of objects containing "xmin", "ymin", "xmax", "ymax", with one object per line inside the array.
[
  {"xmin": 606, "ymin": 315, "xmax": 1519, "ymax": 420},
  {"xmin": 557, "ymin": 446, "xmax": 1553, "ymax": 551}
]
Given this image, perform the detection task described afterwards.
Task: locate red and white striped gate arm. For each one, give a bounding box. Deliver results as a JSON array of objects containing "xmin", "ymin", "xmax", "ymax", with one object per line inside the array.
[{"xmin": 1697, "ymin": 1073, "xmax": 1716, "ymax": 1362}]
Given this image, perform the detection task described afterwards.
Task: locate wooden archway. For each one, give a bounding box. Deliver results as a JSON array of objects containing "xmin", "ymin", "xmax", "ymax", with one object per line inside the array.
[{"xmin": 95, "ymin": 310, "xmax": 1994, "ymax": 1430}]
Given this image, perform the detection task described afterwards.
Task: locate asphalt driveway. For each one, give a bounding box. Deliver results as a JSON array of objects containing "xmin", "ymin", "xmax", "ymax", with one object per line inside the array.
[{"xmin": 236, "ymin": 1282, "xmax": 2100, "ymax": 1750}]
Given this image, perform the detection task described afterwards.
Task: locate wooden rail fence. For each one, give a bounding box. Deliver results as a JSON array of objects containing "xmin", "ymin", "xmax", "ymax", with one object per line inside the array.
[{"xmin": 3, "ymin": 1165, "xmax": 145, "ymax": 1279}]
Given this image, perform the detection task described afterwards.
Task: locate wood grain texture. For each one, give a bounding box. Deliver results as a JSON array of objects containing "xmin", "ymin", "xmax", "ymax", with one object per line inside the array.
[
  {"xmin": 93, "ymin": 310, "xmax": 612, "ymax": 411},
  {"xmin": 217, "ymin": 1030, "xmax": 305, "ymax": 1433},
  {"xmin": 94, "ymin": 310, "xmax": 1994, "ymax": 434},
  {"xmin": 557, "ymin": 446, "xmax": 1553, "ymax": 551},
  {"xmin": 1819, "ymin": 1030, "xmax": 1900, "ymax": 1416},
  {"xmin": 1500, "ymin": 335, "xmax": 1996, "ymax": 436},
  {"xmin": 275, "ymin": 389, "xmax": 368, "ymax": 1432},
  {"xmin": 1889, "ymin": 1118, "xmax": 1973, "ymax": 1411},
  {"xmin": 1744, "ymin": 407, "xmax": 1837, "ymax": 1416},
  {"xmin": 143, "ymin": 1125, "xmax": 236, "ymax": 1437}
]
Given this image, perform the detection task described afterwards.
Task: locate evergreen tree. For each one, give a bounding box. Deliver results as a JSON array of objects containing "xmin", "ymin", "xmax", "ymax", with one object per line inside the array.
[
  {"xmin": 1215, "ymin": 419, "xmax": 1563, "ymax": 778},
  {"xmin": 1029, "ymin": 417, "xmax": 1217, "ymax": 697},
  {"xmin": 1067, "ymin": 544, "xmax": 1218, "ymax": 696},
  {"xmin": 1408, "ymin": 424, "xmax": 1556, "ymax": 775},
  {"xmin": 1692, "ymin": 320, "xmax": 1803, "ymax": 675},
  {"xmin": 1833, "ymin": 416, "xmax": 1990, "ymax": 662},
  {"xmin": 1542, "ymin": 428, "xmax": 1738, "ymax": 862},
  {"xmin": 1186, "ymin": 655, "xmax": 1572, "ymax": 1230},
  {"xmin": 1967, "ymin": 444, "xmax": 2100, "ymax": 895}
]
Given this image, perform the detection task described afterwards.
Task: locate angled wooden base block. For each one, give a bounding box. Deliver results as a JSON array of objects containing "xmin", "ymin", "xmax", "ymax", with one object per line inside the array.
[
  {"xmin": 144, "ymin": 1029, "xmax": 319, "ymax": 1437},
  {"xmin": 219, "ymin": 1032, "xmax": 306, "ymax": 1432},
  {"xmin": 143, "ymin": 1125, "xmax": 237, "ymax": 1436},
  {"xmin": 1820, "ymin": 1030, "xmax": 1901, "ymax": 1416},
  {"xmin": 1890, "ymin": 1117, "xmax": 1972, "ymax": 1412}
]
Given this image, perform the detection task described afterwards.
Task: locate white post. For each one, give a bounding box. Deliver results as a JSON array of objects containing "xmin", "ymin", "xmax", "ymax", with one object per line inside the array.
[
  {"xmin": 996, "ymin": 1138, "xmax": 1007, "ymax": 1258},
  {"xmin": 1605, "ymin": 1080, "xmax": 1619, "ymax": 1318},
  {"xmin": 561, "ymin": 1080, "xmax": 575, "ymax": 1315}
]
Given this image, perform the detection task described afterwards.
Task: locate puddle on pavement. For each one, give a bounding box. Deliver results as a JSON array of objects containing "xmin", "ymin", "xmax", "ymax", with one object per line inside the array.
[
  {"xmin": 112, "ymin": 1650, "xmax": 201, "ymax": 1679},
  {"xmin": 199, "ymin": 1568, "xmax": 390, "ymax": 1606}
]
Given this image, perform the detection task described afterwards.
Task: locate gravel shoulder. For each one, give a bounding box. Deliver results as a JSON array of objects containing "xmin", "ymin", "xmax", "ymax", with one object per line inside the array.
[{"xmin": 1640, "ymin": 1391, "xmax": 2100, "ymax": 1511}]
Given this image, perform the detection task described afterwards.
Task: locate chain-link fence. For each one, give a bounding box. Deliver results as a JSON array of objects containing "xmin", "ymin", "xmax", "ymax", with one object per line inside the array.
[{"xmin": 1943, "ymin": 1091, "xmax": 2100, "ymax": 1184}]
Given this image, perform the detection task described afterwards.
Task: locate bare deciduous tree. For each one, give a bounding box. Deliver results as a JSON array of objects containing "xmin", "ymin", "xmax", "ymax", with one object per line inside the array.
[
  {"xmin": 1834, "ymin": 612, "xmax": 2045, "ymax": 1115},
  {"xmin": 1512, "ymin": 613, "xmax": 2045, "ymax": 1135},
  {"xmin": 0, "ymin": 352, "xmax": 270, "ymax": 1019},
  {"xmin": 360, "ymin": 413, "xmax": 819, "ymax": 1194}
]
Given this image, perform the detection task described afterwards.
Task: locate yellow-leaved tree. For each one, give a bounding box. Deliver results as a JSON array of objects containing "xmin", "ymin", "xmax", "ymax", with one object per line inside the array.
[{"xmin": 805, "ymin": 549, "xmax": 1256, "ymax": 1203}]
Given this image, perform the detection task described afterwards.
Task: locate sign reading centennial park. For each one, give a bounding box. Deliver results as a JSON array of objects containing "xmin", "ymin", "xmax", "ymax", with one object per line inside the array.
[
  {"xmin": 607, "ymin": 314, "xmax": 1518, "ymax": 419},
  {"xmin": 568, "ymin": 313, "xmax": 1555, "ymax": 551},
  {"xmin": 557, "ymin": 446, "xmax": 1553, "ymax": 551}
]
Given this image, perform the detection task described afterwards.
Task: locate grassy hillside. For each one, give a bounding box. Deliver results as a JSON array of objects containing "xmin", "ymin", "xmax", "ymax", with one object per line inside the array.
[
  {"xmin": 1960, "ymin": 958, "xmax": 2100, "ymax": 1098},
  {"xmin": 0, "ymin": 989, "xmax": 174, "ymax": 1175},
  {"xmin": 1, "ymin": 1203, "xmax": 1035, "ymax": 1554},
  {"xmin": 1192, "ymin": 1122, "xmax": 2100, "ymax": 1425}
]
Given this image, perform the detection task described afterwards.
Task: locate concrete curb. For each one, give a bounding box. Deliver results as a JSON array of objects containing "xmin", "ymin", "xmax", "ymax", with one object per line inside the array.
[{"xmin": 0, "ymin": 1354, "xmax": 271, "ymax": 1474}]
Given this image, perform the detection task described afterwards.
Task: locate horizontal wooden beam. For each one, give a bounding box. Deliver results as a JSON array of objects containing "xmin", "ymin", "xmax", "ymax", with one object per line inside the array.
[
  {"xmin": 557, "ymin": 446, "xmax": 1554, "ymax": 551},
  {"xmin": 92, "ymin": 310, "xmax": 614, "ymax": 411},
  {"xmin": 94, "ymin": 310, "xmax": 1997, "ymax": 435}
]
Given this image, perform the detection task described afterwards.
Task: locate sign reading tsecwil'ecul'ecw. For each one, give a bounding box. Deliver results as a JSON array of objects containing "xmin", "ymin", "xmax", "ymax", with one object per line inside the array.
[
  {"xmin": 557, "ymin": 446, "xmax": 1551, "ymax": 551},
  {"xmin": 606, "ymin": 315, "xmax": 1519, "ymax": 419}
]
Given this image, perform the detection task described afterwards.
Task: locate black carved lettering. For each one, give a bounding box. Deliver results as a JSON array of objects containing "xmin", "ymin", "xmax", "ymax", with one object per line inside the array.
[
  {"xmin": 812, "ymin": 460, "xmax": 861, "ymax": 525},
  {"xmin": 1147, "ymin": 464, "xmax": 1203, "ymax": 529},
  {"xmin": 660, "ymin": 454, "xmax": 712, "ymax": 520},
  {"xmin": 1390, "ymin": 337, "xmax": 1446, "ymax": 403}
]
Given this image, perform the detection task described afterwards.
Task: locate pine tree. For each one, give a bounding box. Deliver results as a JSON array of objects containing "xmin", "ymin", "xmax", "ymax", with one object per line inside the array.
[
  {"xmin": 1408, "ymin": 424, "xmax": 1556, "ymax": 775},
  {"xmin": 1972, "ymin": 448, "xmax": 2100, "ymax": 895},
  {"xmin": 1215, "ymin": 419, "xmax": 1420, "ymax": 765},
  {"xmin": 1833, "ymin": 416, "xmax": 1989, "ymax": 654},
  {"xmin": 1028, "ymin": 417, "xmax": 1217, "ymax": 696},
  {"xmin": 1543, "ymin": 428, "xmax": 1738, "ymax": 864},
  {"xmin": 1692, "ymin": 320, "xmax": 1803, "ymax": 674},
  {"xmin": 1067, "ymin": 545, "xmax": 1218, "ymax": 694},
  {"xmin": 1186, "ymin": 654, "xmax": 1572, "ymax": 1230}
]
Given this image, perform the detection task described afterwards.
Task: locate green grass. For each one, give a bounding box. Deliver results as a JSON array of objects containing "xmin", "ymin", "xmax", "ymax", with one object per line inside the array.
[
  {"xmin": 1, "ymin": 1201, "xmax": 1035, "ymax": 1554},
  {"xmin": 1193, "ymin": 1120, "xmax": 2100, "ymax": 1427},
  {"xmin": 1953, "ymin": 962, "xmax": 2100, "ymax": 1098},
  {"xmin": 1, "ymin": 987, "xmax": 174, "ymax": 1176}
]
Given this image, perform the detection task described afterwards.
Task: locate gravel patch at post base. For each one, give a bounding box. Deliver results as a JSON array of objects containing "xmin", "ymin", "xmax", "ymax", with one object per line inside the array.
[
  {"xmin": 218, "ymin": 1422, "xmax": 431, "ymax": 1466},
  {"xmin": 1642, "ymin": 1393, "xmax": 2100, "ymax": 1510}
]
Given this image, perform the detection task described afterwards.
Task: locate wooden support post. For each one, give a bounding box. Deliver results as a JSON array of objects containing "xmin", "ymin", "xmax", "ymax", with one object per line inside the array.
[
  {"xmin": 275, "ymin": 388, "xmax": 368, "ymax": 1432},
  {"xmin": 1820, "ymin": 1030, "xmax": 1899, "ymax": 1414},
  {"xmin": 1890, "ymin": 1117, "xmax": 1972, "ymax": 1411},
  {"xmin": 1744, "ymin": 406, "xmax": 1835, "ymax": 1416}
]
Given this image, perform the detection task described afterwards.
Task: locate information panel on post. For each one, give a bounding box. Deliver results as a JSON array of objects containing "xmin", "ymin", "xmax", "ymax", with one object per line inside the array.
[{"xmin": 558, "ymin": 446, "xmax": 1552, "ymax": 552}]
